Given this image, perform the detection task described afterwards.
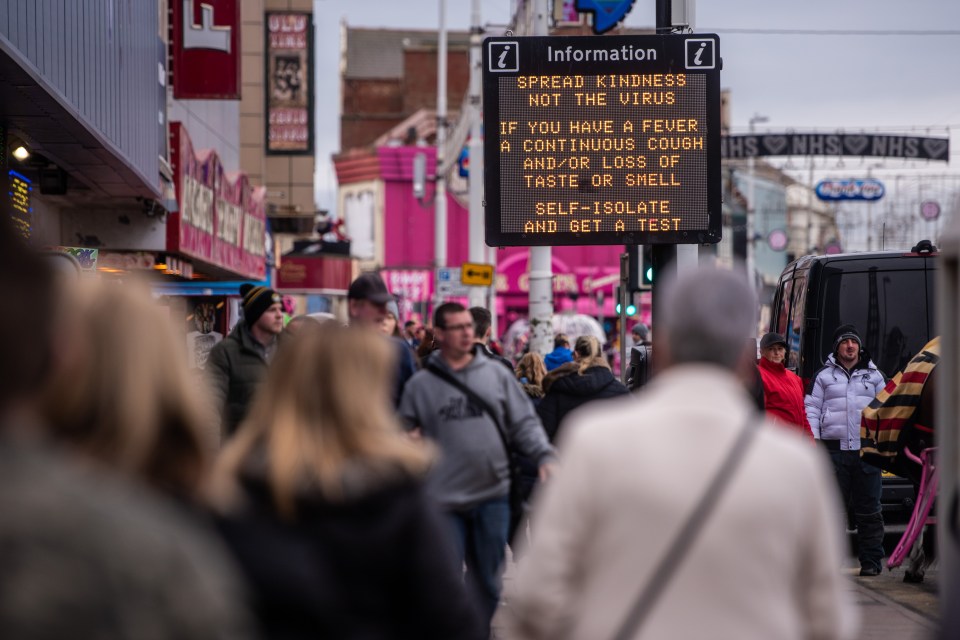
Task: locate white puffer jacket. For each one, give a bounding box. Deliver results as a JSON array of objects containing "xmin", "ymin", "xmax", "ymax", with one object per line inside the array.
[{"xmin": 805, "ymin": 354, "xmax": 886, "ymax": 450}]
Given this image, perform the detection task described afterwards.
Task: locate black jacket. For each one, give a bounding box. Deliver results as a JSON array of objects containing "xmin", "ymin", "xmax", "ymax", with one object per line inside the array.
[
  {"xmin": 214, "ymin": 472, "xmax": 485, "ymax": 640},
  {"xmin": 206, "ymin": 323, "xmax": 270, "ymax": 437},
  {"xmin": 537, "ymin": 364, "xmax": 629, "ymax": 441}
]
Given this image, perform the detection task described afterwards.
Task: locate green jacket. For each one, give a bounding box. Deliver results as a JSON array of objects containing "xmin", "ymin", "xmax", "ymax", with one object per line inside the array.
[{"xmin": 207, "ymin": 323, "xmax": 271, "ymax": 438}]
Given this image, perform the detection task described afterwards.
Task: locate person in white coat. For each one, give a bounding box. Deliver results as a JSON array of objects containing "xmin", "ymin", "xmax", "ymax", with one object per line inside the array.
[
  {"xmin": 507, "ymin": 266, "xmax": 857, "ymax": 640},
  {"xmin": 805, "ymin": 324, "xmax": 887, "ymax": 576}
]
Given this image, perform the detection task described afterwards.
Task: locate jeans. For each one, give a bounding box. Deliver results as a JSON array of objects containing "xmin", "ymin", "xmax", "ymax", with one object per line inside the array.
[
  {"xmin": 829, "ymin": 449, "xmax": 885, "ymax": 570},
  {"xmin": 446, "ymin": 495, "xmax": 510, "ymax": 631}
]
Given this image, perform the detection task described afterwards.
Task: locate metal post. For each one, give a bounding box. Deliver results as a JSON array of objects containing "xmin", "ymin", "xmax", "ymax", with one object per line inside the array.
[
  {"xmin": 619, "ymin": 252, "xmax": 629, "ymax": 384},
  {"xmin": 527, "ymin": 0, "xmax": 553, "ymax": 354},
  {"xmin": 467, "ymin": 0, "xmax": 486, "ymax": 309},
  {"xmin": 746, "ymin": 113, "xmax": 768, "ymax": 293},
  {"xmin": 433, "ymin": 0, "xmax": 449, "ymax": 313}
]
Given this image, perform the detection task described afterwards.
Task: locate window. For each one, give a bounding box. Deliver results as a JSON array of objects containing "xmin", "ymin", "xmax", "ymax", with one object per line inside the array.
[
  {"xmin": 774, "ymin": 277, "xmax": 793, "ymax": 336},
  {"xmin": 820, "ymin": 269, "xmax": 928, "ymax": 376},
  {"xmin": 786, "ymin": 273, "xmax": 807, "ymax": 370}
]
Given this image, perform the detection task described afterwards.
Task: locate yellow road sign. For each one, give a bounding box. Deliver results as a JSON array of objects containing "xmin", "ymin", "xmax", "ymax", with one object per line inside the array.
[{"xmin": 461, "ymin": 262, "xmax": 494, "ymax": 287}]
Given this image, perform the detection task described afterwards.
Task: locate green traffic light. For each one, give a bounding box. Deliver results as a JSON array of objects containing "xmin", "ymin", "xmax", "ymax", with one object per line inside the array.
[
  {"xmin": 627, "ymin": 305, "xmax": 637, "ymax": 316},
  {"xmin": 645, "ymin": 266, "xmax": 654, "ymax": 282}
]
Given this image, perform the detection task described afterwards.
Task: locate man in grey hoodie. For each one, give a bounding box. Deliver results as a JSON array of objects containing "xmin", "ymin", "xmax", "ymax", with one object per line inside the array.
[{"xmin": 399, "ymin": 302, "xmax": 556, "ymax": 632}]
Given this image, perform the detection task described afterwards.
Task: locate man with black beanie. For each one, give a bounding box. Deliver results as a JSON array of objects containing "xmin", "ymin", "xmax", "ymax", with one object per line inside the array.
[
  {"xmin": 805, "ymin": 323, "xmax": 887, "ymax": 576},
  {"xmin": 207, "ymin": 283, "xmax": 284, "ymax": 438}
]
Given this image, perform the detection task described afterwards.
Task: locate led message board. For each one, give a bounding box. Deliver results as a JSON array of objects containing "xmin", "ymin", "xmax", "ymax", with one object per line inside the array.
[
  {"xmin": 483, "ymin": 35, "xmax": 721, "ymax": 246},
  {"xmin": 8, "ymin": 170, "xmax": 32, "ymax": 240}
]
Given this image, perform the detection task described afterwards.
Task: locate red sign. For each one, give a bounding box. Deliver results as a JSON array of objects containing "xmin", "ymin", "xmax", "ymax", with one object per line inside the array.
[
  {"xmin": 172, "ymin": 0, "xmax": 240, "ymax": 99},
  {"xmin": 265, "ymin": 12, "xmax": 313, "ymax": 154},
  {"xmin": 168, "ymin": 123, "xmax": 266, "ymax": 280},
  {"xmin": 276, "ymin": 255, "xmax": 353, "ymax": 293}
]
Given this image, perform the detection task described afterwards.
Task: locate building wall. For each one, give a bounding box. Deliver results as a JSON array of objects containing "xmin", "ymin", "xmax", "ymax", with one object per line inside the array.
[
  {"xmin": 168, "ymin": 100, "xmax": 240, "ymax": 170},
  {"xmin": 0, "ymin": 0, "xmax": 162, "ymax": 186},
  {"xmin": 239, "ymin": 0, "xmax": 315, "ymax": 216}
]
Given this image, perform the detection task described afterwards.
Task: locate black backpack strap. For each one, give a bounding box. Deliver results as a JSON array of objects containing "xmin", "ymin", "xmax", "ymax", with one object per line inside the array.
[{"xmin": 426, "ymin": 362, "xmax": 512, "ymax": 457}]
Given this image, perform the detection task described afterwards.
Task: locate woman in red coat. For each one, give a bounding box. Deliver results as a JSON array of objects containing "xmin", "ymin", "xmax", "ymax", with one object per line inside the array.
[{"xmin": 757, "ymin": 332, "xmax": 814, "ymax": 440}]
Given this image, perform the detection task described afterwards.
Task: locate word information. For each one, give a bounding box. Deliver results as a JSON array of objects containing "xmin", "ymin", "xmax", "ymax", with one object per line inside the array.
[{"xmin": 483, "ymin": 35, "xmax": 721, "ymax": 247}]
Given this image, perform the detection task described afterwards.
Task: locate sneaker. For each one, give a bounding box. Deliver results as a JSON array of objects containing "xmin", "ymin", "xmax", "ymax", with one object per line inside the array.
[{"xmin": 860, "ymin": 565, "xmax": 881, "ymax": 577}]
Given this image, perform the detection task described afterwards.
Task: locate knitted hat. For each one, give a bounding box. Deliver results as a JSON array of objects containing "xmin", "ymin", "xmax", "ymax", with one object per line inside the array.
[
  {"xmin": 632, "ymin": 323, "xmax": 649, "ymax": 340},
  {"xmin": 240, "ymin": 283, "xmax": 281, "ymax": 327},
  {"xmin": 833, "ymin": 324, "xmax": 862, "ymax": 352}
]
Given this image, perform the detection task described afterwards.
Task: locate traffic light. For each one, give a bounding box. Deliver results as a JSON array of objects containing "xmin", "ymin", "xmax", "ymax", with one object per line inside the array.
[
  {"xmin": 615, "ymin": 286, "xmax": 638, "ymax": 316},
  {"xmin": 641, "ymin": 245, "xmax": 654, "ymax": 286}
]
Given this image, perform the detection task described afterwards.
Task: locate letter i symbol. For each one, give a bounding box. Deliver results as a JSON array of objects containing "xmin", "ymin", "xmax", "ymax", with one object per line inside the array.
[
  {"xmin": 498, "ymin": 45, "xmax": 511, "ymax": 69},
  {"xmin": 694, "ymin": 42, "xmax": 706, "ymax": 65}
]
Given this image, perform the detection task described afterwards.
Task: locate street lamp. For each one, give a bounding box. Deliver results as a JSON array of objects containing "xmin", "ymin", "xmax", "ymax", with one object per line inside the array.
[{"xmin": 747, "ymin": 113, "xmax": 769, "ymax": 293}]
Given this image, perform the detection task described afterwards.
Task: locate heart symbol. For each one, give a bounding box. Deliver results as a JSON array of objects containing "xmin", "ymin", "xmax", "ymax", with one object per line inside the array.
[
  {"xmin": 763, "ymin": 135, "xmax": 788, "ymax": 155},
  {"xmin": 844, "ymin": 135, "xmax": 869, "ymax": 155},
  {"xmin": 922, "ymin": 138, "xmax": 948, "ymax": 160}
]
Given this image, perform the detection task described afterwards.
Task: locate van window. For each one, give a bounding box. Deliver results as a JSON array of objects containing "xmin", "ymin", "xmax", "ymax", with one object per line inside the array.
[
  {"xmin": 774, "ymin": 277, "xmax": 793, "ymax": 336},
  {"xmin": 786, "ymin": 273, "xmax": 808, "ymax": 370},
  {"xmin": 820, "ymin": 269, "xmax": 928, "ymax": 376}
]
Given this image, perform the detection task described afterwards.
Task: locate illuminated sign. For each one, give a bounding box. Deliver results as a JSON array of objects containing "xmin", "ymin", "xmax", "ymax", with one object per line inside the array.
[
  {"xmin": 483, "ymin": 35, "xmax": 721, "ymax": 247},
  {"xmin": 815, "ymin": 179, "xmax": 885, "ymax": 201},
  {"xmin": 172, "ymin": 0, "xmax": 241, "ymax": 99},
  {"xmin": 8, "ymin": 170, "xmax": 32, "ymax": 240}
]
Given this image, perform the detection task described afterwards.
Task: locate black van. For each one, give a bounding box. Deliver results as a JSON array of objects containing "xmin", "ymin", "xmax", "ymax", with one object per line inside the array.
[{"xmin": 770, "ymin": 241, "xmax": 938, "ymax": 521}]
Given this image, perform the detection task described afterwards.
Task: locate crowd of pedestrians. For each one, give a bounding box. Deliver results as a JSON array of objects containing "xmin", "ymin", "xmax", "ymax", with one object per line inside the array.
[{"xmin": 6, "ymin": 208, "xmax": 940, "ymax": 639}]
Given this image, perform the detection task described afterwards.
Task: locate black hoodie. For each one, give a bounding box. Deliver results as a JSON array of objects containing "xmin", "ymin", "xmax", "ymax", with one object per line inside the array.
[{"xmin": 537, "ymin": 363, "xmax": 629, "ymax": 442}]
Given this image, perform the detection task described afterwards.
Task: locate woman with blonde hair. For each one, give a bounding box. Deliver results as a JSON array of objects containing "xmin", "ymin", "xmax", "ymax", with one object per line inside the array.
[
  {"xmin": 210, "ymin": 321, "xmax": 483, "ymax": 639},
  {"xmin": 515, "ymin": 351, "xmax": 548, "ymax": 406},
  {"xmin": 40, "ymin": 280, "xmax": 213, "ymax": 500},
  {"xmin": 537, "ymin": 334, "xmax": 629, "ymax": 442}
]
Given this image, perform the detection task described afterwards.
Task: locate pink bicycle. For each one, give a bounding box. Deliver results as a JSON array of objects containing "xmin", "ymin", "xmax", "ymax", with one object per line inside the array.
[{"xmin": 887, "ymin": 446, "xmax": 937, "ymax": 571}]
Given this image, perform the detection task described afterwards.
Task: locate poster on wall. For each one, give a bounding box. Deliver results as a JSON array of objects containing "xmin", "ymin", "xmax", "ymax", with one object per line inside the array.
[
  {"xmin": 265, "ymin": 12, "xmax": 314, "ymax": 155},
  {"xmin": 185, "ymin": 299, "xmax": 224, "ymax": 370}
]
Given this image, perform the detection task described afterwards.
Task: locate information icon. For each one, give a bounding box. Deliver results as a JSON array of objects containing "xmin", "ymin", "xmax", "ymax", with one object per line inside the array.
[
  {"xmin": 685, "ymin": 38, "xmax": 715, "ymax": 70},
  {"xmin": 487, "ymin": 41, "xmax": 519, "ymax": 72}
]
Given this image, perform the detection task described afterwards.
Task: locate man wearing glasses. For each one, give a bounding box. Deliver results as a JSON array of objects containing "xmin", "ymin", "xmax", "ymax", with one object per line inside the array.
[{"xmin": 399, "ymin": 302, "xmax": 556, "ymax": 635}]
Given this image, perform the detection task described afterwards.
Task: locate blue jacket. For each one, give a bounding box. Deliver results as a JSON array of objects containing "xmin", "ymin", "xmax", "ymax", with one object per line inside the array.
[
  {"xmin": 544, "ymin": 347, "xmax": 574, "ymax": 371},
  {"xmin": 804, "ymin": 354, "xmax": 885, "ymax": 450}
]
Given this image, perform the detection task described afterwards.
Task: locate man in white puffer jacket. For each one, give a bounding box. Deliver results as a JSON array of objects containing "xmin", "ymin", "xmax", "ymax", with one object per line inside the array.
[{"xmin": 806, "ymin": 324, "xmax": 887, "ymax": 576}]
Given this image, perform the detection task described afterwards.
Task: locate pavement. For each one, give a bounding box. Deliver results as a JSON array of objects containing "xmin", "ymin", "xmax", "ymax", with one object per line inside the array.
[
  {"xmin": 494, "ymin": 552, "xmax": 940, "ymax": 639},
  {"xmin": 848, "ymin": 560, "xmax": 939, "ymax": 640}
]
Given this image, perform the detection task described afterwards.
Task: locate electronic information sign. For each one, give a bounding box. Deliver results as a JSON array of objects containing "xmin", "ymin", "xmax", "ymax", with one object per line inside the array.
[{"xmin": 483, "ymin": 35, "xmax": 721, "ymax": 246}]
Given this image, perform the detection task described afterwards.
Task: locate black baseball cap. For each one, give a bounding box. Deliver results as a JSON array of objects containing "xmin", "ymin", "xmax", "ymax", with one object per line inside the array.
[
  {"xmin": 759, "ymin": 332, "xmax": 787, "ymax": 350},
  {"xmin": 347, "ymin": 272, "xmax": 394, "ymax": 304}
]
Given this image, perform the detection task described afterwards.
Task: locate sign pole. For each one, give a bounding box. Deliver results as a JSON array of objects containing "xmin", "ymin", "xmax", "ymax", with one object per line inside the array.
[
  {"xmin": 527, "ymin": 0, "xmax": 554, "ymax": 356},
  {"xmin": 619, "ymin": 252, "xmax": 629, "ymax": 384},
  {"xmin": 433, "ymin": 0, "xmax": 449, "ymax": 315},
  {"xmin": 467, "ymin": 0, "xmax": 487, "ymax": 309}
]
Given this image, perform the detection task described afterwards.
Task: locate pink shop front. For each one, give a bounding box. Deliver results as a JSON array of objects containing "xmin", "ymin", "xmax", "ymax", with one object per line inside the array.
[{"xmin": 341, "ymin": 146, "xmax": 650, "ymax": 333}]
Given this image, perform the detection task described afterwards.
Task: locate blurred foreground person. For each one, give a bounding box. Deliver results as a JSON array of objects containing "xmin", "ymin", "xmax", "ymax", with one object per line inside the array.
[
  {"xmin": 208, "ymin": 283, "xmax": 284, "ymax": 439},
  {"xmin": 0, "ymin": 221, "xmax": 253, "ymax": 640},
  {"xmin": 757, "ymin": 332, "xmax": 813, "ymax": 440},
  {"xmin": 39, "ymin": 281, "xmax": 216, "ymax": 500},
  {"xmin": 508, "ymin": 266, "xmax": 856, "ymax": 640},
  {"xmin": 211, "ymin": 322, "xmax": 484, "ymax": 640},
  {"xmin": 537, "ymin": 335, "xmax": 629, "ymax": 442}
]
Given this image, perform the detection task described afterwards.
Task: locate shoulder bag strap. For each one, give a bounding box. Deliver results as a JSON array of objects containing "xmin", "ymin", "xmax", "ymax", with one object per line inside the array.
[
  {"xmin": 426, "ymin": 363, "xmax": 512, "ymax": 457},
  {"xmin": 611, "ymin": 414, "xmax": 760, "ymax": 640}
]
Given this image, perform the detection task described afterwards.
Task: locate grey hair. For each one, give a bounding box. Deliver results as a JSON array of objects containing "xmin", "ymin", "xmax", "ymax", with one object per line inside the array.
[{"xmin": 661, "ymin": 266, "xmax": 757, "ymax": 369}]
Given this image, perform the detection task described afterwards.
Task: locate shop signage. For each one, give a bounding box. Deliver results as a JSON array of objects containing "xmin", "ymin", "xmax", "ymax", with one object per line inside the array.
[
  {"xmin": 483, "ymin": 34, "xmax": 722, "ymax": 246},
  {"xmin": 168, "ymin": 123, "xmax": 266, "ymax": 280},
  {"xmin": 721, "ymin": 133, "xmax": 949, "ymax": 161},
  {"xmin": 7, "ymin": 169, "xmax": 31, "ymax": 240},
  {"xmin": 815, "ymin": 179, "xmax": 885, "ymax": 201},
  {"xmin": 461, "ymin": 262, "xmax": 495, "ymax": 286},
  {"xmin": 172, "ymin": 0, "xmax": 241, "ymax": 99},
  {"xmin": 265, "ymin": 12, "xmax": 314, "ymax": 154},
  {"xmin": 276, "ymin": 255, "xmax": 352, "ymax": 292}
]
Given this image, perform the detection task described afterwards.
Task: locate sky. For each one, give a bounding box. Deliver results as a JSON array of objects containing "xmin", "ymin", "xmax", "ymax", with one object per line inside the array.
[{"xmin": 312, "ymin": 0, "xmax": 960, "ymax": 247}]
